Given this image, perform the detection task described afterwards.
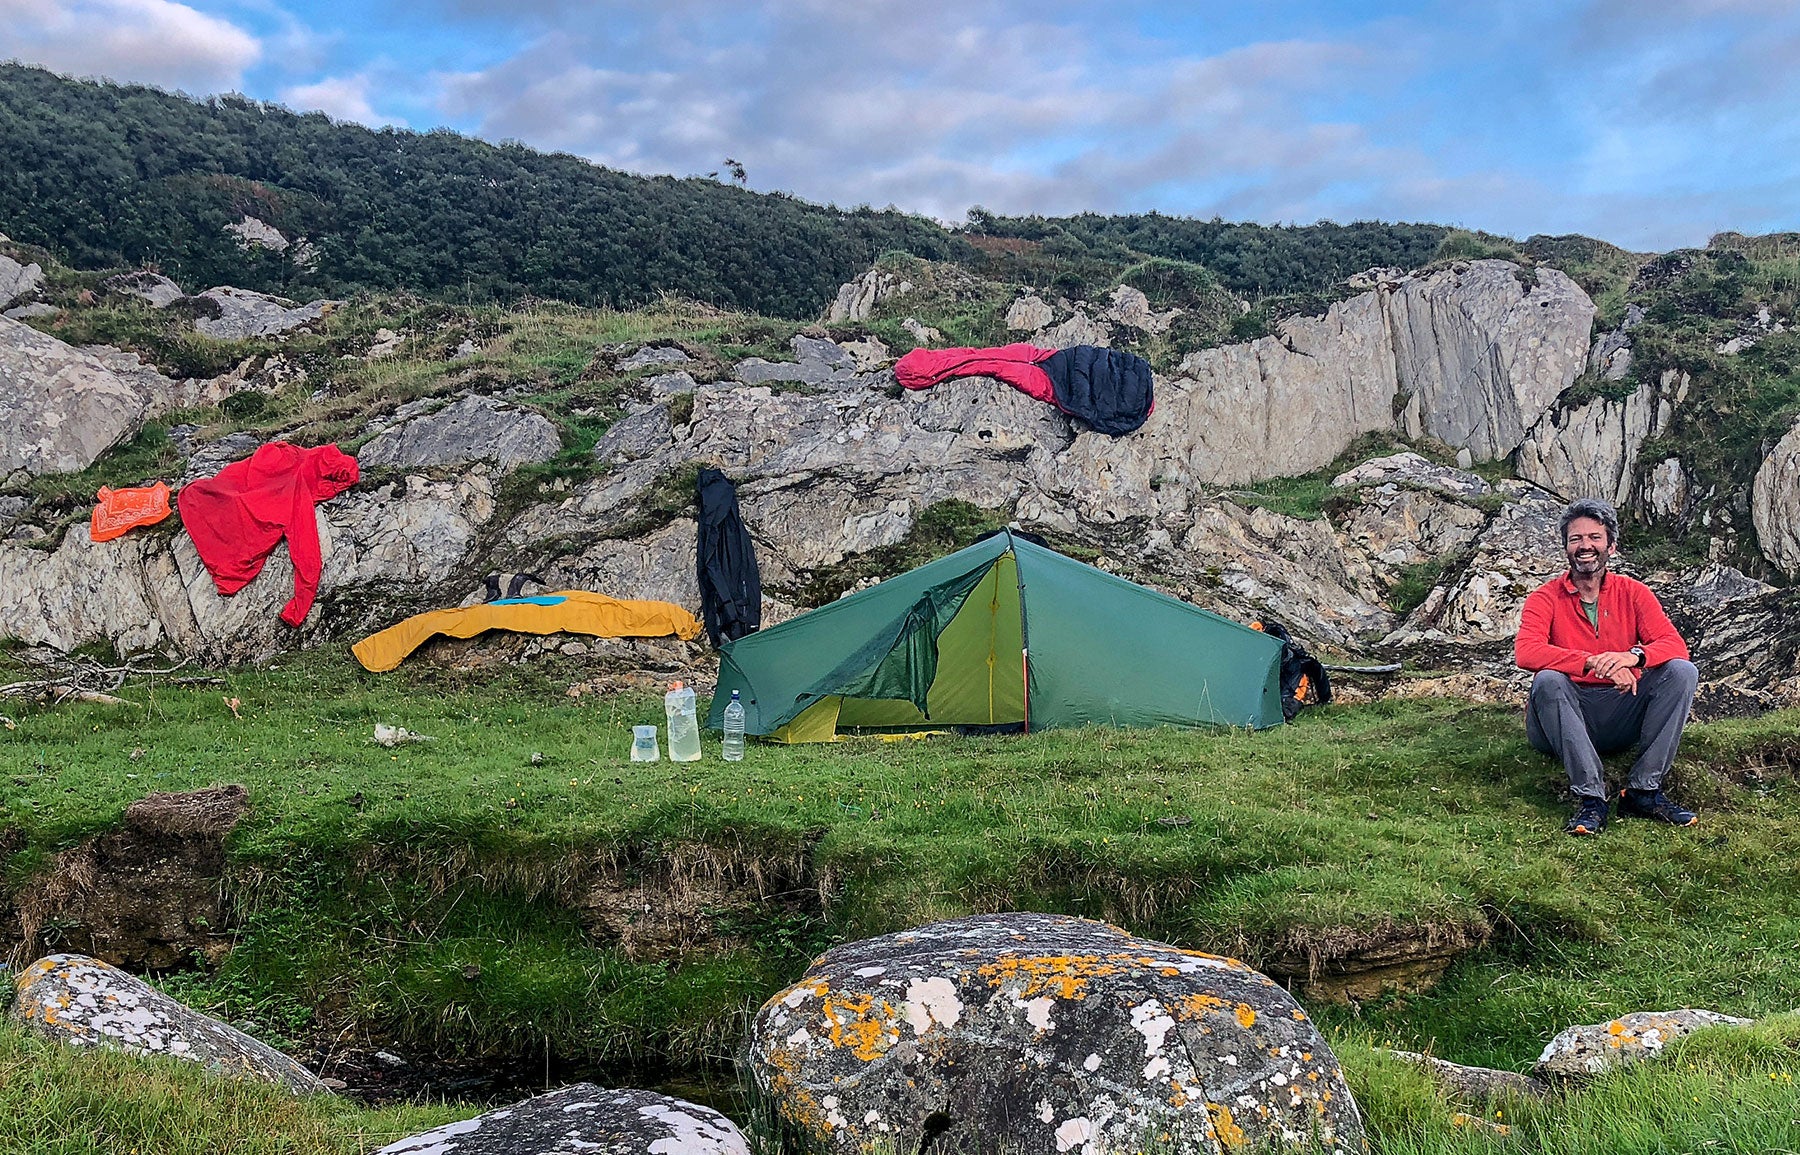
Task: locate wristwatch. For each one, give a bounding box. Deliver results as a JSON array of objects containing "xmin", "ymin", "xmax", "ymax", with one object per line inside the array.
[{"xmin": 1630, "ymin": 646, "xmax": 1646, "ymax": 667}]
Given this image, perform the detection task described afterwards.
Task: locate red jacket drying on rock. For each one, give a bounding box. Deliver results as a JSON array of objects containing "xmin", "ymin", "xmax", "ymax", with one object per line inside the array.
[{"xmin": 178, "ymin": 442, "xmax": 359, "ymax": 627}]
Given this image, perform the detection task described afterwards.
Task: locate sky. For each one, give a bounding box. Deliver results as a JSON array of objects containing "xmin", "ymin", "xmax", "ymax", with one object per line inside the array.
[{"xmin": 3, "ymin": 0, "xmax": 1798, "ymax": 251}]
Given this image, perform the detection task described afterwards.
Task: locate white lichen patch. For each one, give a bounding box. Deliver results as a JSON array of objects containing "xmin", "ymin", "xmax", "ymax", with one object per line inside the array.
[
  {"xmin": 1129, "ymin": 999, "xmax": 1175, "ymax": 1057},
  {"xmin": 902, "ymin": 976, "xmax": 963, "ymax": 1036},
  {"xmin": 1054, "ymin": 1116, "xmax": 1093, "ymax": 1152},
  {"xmin": 1083, "ymin": 1052, "xmax": 1102, "ymax": 1072},
  {"xmin": 1017, "ymin": 995, "xmax": 1056, "ymax": 1033}
]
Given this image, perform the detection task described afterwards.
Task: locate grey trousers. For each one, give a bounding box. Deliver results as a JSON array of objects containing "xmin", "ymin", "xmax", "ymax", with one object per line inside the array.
[{"xmin": 1525, "ymin": 660, "xmax": 1700, "ymax": 799}]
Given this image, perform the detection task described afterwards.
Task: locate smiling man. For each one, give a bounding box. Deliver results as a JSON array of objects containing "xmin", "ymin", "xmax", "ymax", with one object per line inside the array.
[{"xmin": 1515, "ymin": 498, "xmax": 1700, "ymax": 836}]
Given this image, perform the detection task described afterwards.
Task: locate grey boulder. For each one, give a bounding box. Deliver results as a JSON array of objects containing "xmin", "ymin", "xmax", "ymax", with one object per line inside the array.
[
  {"xmin": 194, "ymin": 287, "xmax": 338, "ymax": 339},
  {"xmin": 0, "ymin": 253, "xmax": 43, "ymax": 309},
  {"xmin": 746, "ymin": 912, "xmax": 1364, "ymax": 1155},
  {"xmin": 376, "ymin": 1085, "xmax": 749, "ymax": 1154},
  {"xmin": 105, "ymin": 271, "xmax": 185, "ymax": 308},
  {"xmin": 359, "ymin": 394, "xmax": 562, "ymax": 474},
  {"xmin": 9, "ymin": 953, "xmax": 326, "ymax": 1094},
  {"xmin": 0, "ymin": 317, "xmax": 149, "ymax": 481},
  {"xmin": 1534, "ymin": 1009, "xmax": 1752, "ymax": 1081}
]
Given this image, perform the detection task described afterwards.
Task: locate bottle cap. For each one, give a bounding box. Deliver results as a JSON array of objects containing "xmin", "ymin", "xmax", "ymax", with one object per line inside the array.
[
  {"xmin": 670, "ymin": 681, "xmax": 684, "ymax": 690},
  {"xmin": 731, "ymin": 689, "xmax": 740, "ymax": 698}
]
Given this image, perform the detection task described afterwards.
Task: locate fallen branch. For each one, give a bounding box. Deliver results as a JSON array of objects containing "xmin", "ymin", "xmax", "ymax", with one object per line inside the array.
[
  {"xmin": 0, "ymin": 648, "xmax": 192, "ymax": 706},
  {"xmin": 1322, "ymin": 662, "xmax": 1404, "ymax": 675}
]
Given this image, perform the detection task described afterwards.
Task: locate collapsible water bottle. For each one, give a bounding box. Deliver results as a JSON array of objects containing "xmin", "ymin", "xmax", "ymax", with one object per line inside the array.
[
  {"xmin": 664, "ymin": 682, "xmax": 702, "ymax": 762},
  {"xmin": 721, "ymin": 690, "xmax": 746, "ymax": 761},
  {"xmin": 630, "ymin": 724, "xmax": 660, "ymax": 762}
]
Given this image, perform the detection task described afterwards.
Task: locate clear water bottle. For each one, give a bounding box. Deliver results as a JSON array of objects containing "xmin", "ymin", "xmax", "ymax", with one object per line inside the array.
[
  {"xmin": 721, "ymin": 690, "xmax": 746, "ymax": 761},
  {"xmin": 664, "ymin": 682, "xmax": 702, "ymax": 762}
]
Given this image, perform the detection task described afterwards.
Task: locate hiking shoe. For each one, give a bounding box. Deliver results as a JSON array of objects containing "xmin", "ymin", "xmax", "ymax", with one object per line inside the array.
[
  {"xmin": 1618, "ymin": 788, "xmax": 1698, "ymax": 826},
  {"xmin": 1564, "ymin": 795, "xmax": 1609, "ymax": 836}
]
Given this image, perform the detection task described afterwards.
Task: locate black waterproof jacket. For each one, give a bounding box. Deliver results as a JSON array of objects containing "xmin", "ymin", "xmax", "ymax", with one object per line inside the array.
[{"xmin": 696, "ymin": 468, "xmax": 762, "ymax": 648}]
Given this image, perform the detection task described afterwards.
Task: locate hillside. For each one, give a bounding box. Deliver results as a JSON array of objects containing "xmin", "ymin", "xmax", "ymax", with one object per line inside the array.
[{"xmin": 2, "ymin": 65, "xmax": 1475, "ymax": 318}]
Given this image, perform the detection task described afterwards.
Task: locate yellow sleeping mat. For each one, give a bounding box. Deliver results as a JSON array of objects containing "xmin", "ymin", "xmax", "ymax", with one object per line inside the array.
[{"xmin": 352, "ymin": 590, "xmax": 702, "ymax": 672}]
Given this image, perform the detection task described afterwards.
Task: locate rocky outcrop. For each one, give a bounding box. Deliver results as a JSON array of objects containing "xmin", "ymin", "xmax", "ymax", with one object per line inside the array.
[
  {"xmin": 1516, "ymin": 369, "xmax": 1687, "ymax": 504},
  {"xmin": 10, "ymin": 953, "xmax": 326, "ymax": 1093},
  {"xmin": 1534, "ymin": 1010, "xmax": 1751, "ymax": 1081},
  {"xmin": 376, "ymin": 1085, "xmax": 749, "ymax": 1155},
  {"xmin": 359, "ymin": 394, "xmax": 562, "ymax": 474},
  {"xmin": 0, "ymin": 317, "xmax": 150, "ymax": 483},
  {"xmin": 1390, "ymin": 261, "xmax": 1594, "ymax": 460},
  {"xmin": 0, "ymin": 253, "xmax": 44, "ymax": 309},
  {"xmin": 1752, "ymin": 416, "xmax": 1800, "ymax": 576},
  {"xmin": 0, "ymin": 472, "xmax": 495, "ymax": 662},
  {"xmin": 825, "ymin": 267, "xmax": 912, "ymax": 323},
  {"xmin": 194, "ymin": 287, "xmax": 338, "ymax": 340},
  {"xmin": 1384, "ymin": 1050, "xmax": 1548, "ymax": 1101},
  {"xmin": 1386, "ymin": 482, "xmax": 1565, "ymax": 650},
  {"xmin": 1642, "ymin": 456, "xmax": 1689, "ymax": 522},
  {"xmin": 746, "ymin": 912, "xmax": 1364, "ymax": 1155}
]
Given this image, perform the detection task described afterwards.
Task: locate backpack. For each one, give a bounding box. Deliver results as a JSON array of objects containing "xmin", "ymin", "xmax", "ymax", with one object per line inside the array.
[{"xmin": 1251, "ymin": 618, "xmax": 1332, "ymax": 721}]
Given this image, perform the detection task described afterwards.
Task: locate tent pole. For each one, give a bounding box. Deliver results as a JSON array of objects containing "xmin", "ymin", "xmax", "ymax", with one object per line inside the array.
[{"xmin": 1010, "ymin": 531, "xmax": 1030, "ymax": 734}]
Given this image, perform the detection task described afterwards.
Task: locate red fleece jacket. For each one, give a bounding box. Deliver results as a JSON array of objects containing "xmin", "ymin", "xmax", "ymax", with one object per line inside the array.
[
  {"xmin": 1514, "ymin": 571, "xmax": 1689, "ymax": 685},
  {"xmin": 178, "ymin": 442, "xmax": 359, "ymax": 627}
]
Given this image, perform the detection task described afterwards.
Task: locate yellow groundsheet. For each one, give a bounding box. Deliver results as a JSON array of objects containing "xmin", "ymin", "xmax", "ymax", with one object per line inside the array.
[{"xmin": 352, "ymin": 590, "xmax": 701, "ymax": 672}]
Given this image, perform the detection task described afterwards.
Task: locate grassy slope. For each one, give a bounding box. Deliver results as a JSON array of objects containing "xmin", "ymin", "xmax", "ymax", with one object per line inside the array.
[
  {"xmin": 2, "ymin": 654, "xmax": 1798, "ymax": 1153},
  {"xmin": 4, "ymin": 657, "xmax": 1798, "ymax": 1078}
]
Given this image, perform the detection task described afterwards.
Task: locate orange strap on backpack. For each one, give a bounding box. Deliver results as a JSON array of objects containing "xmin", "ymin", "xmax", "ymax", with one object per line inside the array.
[{"xmin": 91, "ymin": 482, "xmax": 172, "ymax": 542}]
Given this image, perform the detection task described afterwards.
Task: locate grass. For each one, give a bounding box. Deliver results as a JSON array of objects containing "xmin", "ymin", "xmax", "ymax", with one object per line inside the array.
[
  {"xmin": 4, "ymin": 651, "xmax": 1798, "ymax": 1085},
  {"xmin": 0, "ymin": 1018, "xmax": 464, "ymax": 1155}
]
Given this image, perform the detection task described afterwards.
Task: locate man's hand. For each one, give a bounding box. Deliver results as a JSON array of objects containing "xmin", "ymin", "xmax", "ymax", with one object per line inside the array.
[
  {"xmin": 1585, "ymin": 650, "xmax": 1640, "ymax": 678},
  {"xmin": 1606, "ymin": 667, "xmax": 1638, "ymax": 693}
]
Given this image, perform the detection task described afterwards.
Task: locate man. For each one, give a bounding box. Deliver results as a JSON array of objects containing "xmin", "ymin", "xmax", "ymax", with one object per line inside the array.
[{"xmin": 1515, "ymin": 498, "xmax": 1700, "ymax": 835}]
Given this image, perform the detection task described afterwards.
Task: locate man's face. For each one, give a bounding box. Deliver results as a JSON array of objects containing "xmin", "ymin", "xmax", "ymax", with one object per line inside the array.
[{"xmin": 1564, "ymin": 516, "xmax": 1614, "ymax": 578}]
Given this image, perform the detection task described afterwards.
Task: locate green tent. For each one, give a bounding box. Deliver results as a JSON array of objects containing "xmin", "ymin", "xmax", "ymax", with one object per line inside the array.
[{"xmin": 709, "ymin": 530, "xmax": 1286, "ymax": 741}]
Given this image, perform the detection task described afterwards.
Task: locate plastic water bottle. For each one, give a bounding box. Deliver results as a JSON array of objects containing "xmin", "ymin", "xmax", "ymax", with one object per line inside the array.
[
  {"xmin": 721, "ymin": 690, "xmax": 746, "ymax": 761},
  {"xmin": 664, "ymin": 682, "xmax": 702, "ymax": 762}
]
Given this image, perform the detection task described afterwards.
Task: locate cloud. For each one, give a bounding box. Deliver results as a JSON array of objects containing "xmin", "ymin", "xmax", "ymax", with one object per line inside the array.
[
  {"xmin": 0, "ymin": 0, "xmax": 260, "ymax": 91},
  {"xmin": 281, "ymin": 73, "xmax": 405, "ymax": 127}
]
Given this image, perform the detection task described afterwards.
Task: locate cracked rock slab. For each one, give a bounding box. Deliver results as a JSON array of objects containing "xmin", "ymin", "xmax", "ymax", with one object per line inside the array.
[
  {"xmin": 194, "ymin": 287, "xmax": 339, "ymax": 340},
  {"xmin": 376, "ymin": 1084, "xmax": 749, "ymax": 1154},
  {"xmin": 10, "ymin": 953, "xmax": 326, "ymax": 1094},
  {"xmin": 358, "ymin": 394, "xmax": 562, "ymax": 474},
  {"xmin": 747, "ymin": 912, "xmax": 1365, "ymax": 1155}
]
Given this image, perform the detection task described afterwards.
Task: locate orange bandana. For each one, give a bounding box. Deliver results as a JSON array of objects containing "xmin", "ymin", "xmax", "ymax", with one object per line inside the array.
[{"xmin": 91, "ymin": 482, "xmax": 172, "ymax": 542}]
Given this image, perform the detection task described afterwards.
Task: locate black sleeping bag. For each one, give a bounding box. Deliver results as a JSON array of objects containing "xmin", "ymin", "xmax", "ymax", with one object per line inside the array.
[{"xmin": 1039, "ymin": 346, "xmax": 1155, "ymax": 436}]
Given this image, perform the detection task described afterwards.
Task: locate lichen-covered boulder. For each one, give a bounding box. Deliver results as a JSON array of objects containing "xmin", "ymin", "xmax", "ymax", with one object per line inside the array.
[
  {"xmin": 746, "ymin": 913, "xmax": 1364, "ymax": 1155},
  {"xmin": 1533, "ymin": 1009, "xmax": 1752, "ymax": 1080},
  {"xmin": 375, "ymin": 1085, "xmax": 749, "ymax": 1154},
  {"xmin": 9, "ymin": 954, "xmax": 326, "ymax": 1094}
]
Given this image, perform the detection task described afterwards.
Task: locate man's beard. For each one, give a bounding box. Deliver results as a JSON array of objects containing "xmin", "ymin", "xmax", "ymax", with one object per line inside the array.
[{"xmin": 1569, "ymin": 551, "xmax": 1607, "ymax": 577}]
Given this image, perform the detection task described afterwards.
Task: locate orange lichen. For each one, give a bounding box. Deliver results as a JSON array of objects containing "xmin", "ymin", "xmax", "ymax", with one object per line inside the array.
[
  {"xmin": 1291, "ymin": 1010, "xmax": 1307, "ymax": 1021},
  {"xmin": 1206, "ymin": 1103, "xmax": 1247, "ymax": 1150},
  {"xmin": 1175, "ymin": 993, "xmax": 1227, "ymax": 1020},
  {"xmin": 1608, "ymin": 1021, "xmax": 1626, "ymax": 1036},
  {"xmin": 822, "ymin": 993, "xmax": 897, "ymax": 1062},
  {"xmin": 975, "ymin": 954, "xmax": 1123, "ymax": 1000},
  {"xmin": 1234, "ymin": 1003, "xmax": 1257, "ymax": 1029}
]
